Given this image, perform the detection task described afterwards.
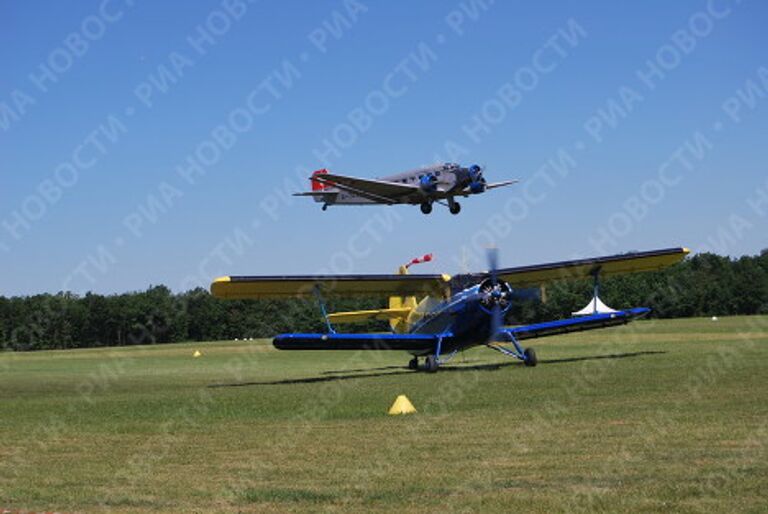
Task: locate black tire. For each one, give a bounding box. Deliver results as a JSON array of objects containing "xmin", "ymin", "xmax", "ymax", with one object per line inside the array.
[
  {"xmin": 449, "ymin": 202, "xmax": 461, "ymax": 215},
  {"xmin": 523, "ymin": 347, "xmax": 537, "ymax": 367},
  {"xmin": 425, "ymin": 355, "xmax": 439, "ymax": 373},
  {"xmin": 420, "ymin": 202, "xmax": 433, "ymax": 215},
  {"xmin": 408, "ymin": 357, "xmax": 419, "ymax": 370}
]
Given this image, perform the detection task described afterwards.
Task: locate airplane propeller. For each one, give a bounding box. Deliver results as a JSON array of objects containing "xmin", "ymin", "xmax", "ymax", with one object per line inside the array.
[{"xmin": 479, "ymin": 247, "xmax": 511, "ymax": 342}]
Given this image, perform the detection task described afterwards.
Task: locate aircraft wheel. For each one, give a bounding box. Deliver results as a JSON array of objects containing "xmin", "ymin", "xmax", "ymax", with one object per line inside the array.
[
  {"xmin": 523, "ymin": 347, "xmax": 537, "ymax": 367},
  {"xmin": 425, "ymin": 355, "xmax": 439, "ymax": 373},
  {"xmin": 322, "ymin": 204, "xmax": 328, "ymax": 211},
  {"xmin": 420, "ymin": 202, "xmax": 433, "ymax": 215},
  {"xmin": 408, "ymin": 357, "xmax": 419, "ymax": 370},
  {"xmin": 449, "ymin": 202, "xmax": 461, "ymax": 215}
]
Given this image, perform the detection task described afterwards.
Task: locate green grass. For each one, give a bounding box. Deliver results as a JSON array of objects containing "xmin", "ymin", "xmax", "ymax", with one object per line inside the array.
[{"xmin": 1, "ymin": 316, "xmax": 767, "ymax": 513}]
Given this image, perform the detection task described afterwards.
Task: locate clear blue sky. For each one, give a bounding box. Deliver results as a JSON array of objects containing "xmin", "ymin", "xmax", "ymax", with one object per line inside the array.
[{"xmin": 1, "ymin": 0, "xmax": 766, "ymax": 296}]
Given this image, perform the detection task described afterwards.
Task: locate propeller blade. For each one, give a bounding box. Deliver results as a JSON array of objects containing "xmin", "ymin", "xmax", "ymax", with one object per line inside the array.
[
  {"xmin": 488, "ymin": 247, "xmax": 499, "ymax": 286},
  {"xmin": 487, "ymin": 247, "xmax": 501, "ymax": 341}
]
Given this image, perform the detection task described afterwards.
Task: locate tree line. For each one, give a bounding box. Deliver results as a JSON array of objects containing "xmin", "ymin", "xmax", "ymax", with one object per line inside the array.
[{"xmin": 2, "ymin": 251, "xmax": 767, "ymax": 351}]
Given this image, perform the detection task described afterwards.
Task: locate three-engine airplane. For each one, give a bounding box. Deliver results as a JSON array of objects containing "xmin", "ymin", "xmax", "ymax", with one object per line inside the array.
[
  {"xmin": 294, "ymin": 163, "xmax": 518, "ymax": 215},
  {"xmin": 210, "ymin": 247, "xmax": 689, "ymax": 372}
]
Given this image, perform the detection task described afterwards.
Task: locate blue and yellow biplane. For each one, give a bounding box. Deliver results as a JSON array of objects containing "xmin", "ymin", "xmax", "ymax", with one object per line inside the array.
[{"xmin": 211, "ymin": 247, "xmax": 689, "ymax": 372}]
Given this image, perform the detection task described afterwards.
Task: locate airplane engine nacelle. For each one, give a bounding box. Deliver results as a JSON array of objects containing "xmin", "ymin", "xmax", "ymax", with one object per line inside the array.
[
  {"xmin": 478, "ymin": 277, "xmax": 513, "ymax": 312},
  {"xmin": 468, "ymin": 164, "xmax": 483, "ymax": 181},
  {"xmin": 469, "ymin": 180, "xmax": 486, "ymax": 194},
  {"xmin": 419, "ymin": 174, "xmax": 438, "ymax": 194}
]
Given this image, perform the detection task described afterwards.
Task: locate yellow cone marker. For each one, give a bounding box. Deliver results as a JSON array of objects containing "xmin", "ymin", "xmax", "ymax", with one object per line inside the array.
[
  {"xmin": 388, "ymin": 395, "xmax": 417, "ymax": 415},
  {"xmin": 193, "ymin": 350, "xmax": 202, "ymax": 358}
]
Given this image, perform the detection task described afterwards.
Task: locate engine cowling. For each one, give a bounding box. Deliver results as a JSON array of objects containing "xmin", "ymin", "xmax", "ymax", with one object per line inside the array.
[
  {"xmin": 469, "ymin": 180, "xmax": 486, "ymax": 194},
  {"xmin": 419, "ymin": 173, "xmax": 438, "ymax": 194},
  {"xmin": 468, "ymin": 164, "xmax": 483, "ymax": 181},
  {"xmin": 466, "ymin": 164, "xmax": 486, "ymax": 193},
  {"xmin": 478, "ymin": 277, "xmax": 512, "ymax": 311}
]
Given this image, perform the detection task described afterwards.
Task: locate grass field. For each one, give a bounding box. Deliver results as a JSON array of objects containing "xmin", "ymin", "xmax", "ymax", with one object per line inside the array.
[{"xmin": 1, "ymin": 316, "xmax": 767, "ymax": 513}]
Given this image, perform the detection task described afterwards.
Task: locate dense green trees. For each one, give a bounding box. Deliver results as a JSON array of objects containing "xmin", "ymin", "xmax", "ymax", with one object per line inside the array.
[{"xmin": 2, "ymin": 252, "xmax": 767, "ymax": 351}]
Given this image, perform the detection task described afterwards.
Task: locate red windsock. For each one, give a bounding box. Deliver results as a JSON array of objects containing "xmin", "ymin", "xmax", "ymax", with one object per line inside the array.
[{"xmin": 406, "ymin": 253, "xmax": 434, "ymax": 268}]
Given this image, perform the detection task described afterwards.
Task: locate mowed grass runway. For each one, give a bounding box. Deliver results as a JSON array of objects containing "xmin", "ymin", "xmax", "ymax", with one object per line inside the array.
[{"xmin": 1, "ymin": 316, "xmax": 767, "ymax": 513}]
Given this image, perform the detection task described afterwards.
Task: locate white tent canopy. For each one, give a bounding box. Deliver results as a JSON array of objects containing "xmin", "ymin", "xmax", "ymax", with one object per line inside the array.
[{"xmin": 572, "ymin": 295, "xmax": 619, "ymax": 316}]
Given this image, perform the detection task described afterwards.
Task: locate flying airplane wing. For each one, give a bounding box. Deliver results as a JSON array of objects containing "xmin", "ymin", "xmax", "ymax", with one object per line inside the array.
[
  {"xmin": 273, "ymin": 332, "xmax": 454, "ymax": 351},
  {"xmin": 211, "ymin": 273, "xmax": 452, "ymax": 299},
  {"xmin": 457, "ymin": 247, "xmax": 690, "ymax": 289},
  {"xmin": 485, "ymin": 179, "xmax": 520, "ymax": 190},
  {"xmin": 314, "ymin": 173, "xmax": 420, "ymax": 204}
]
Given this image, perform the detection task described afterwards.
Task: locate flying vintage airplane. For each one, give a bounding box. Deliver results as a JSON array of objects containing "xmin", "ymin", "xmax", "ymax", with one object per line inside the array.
[
  {"xmin": 211, "ymin": 247, "xmax": 689, "ymax": 372},
  {"xmin": 294, "ymin": 163, "xmax": 518, "ymax": 215}
]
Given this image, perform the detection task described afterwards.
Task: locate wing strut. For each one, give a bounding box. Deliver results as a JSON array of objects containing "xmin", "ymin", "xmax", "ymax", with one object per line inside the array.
[
  {"xmin": 590, "ymin": 266, "xmax": 602, "ymax": 315},
  {"xmin": 313, "ymin": 285, "xmax": 336, "ymax": 334}
]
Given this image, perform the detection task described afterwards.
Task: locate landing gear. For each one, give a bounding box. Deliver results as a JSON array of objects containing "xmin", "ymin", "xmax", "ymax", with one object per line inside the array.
[
  {"xmin": 408, "ymin": 356, "xmax": 419, "ymax": 370},
  {"xmin": 523, "ymin": 347, "xmax": 538, "ymax": 367},
  {"xmin": 486, "ymin": 334, "xmax": 538, "ymax": 368},
  {"xmin": 424, "ymin": 355, "xmax": 439, "ymax": 373},
  {"xmin": 448, "ymin": 200, "xmax": 461, "ymax": 215},
  {"xmin": 322, "ymin": 204, "xmax": 328, "ymax": 211},
  {"xmin": 420, "ymin": 202, "xmax": 433, "ymax": 215}
]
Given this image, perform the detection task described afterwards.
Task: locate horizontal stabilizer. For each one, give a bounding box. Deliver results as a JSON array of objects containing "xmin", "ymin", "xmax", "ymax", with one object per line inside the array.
[
  {"xmin": 327, "ymin": 308, "xmax": 412, "ymax": 324},
  {"xmin": 293, "ymin": 191, "xmax": 338, "ymax": 198}
]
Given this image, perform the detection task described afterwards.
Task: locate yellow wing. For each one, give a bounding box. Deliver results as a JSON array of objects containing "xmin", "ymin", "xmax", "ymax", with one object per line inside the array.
[
  {"xmin": 210, "ymin": 274, "xmax": 452, "ymax": 300},
  {"xmin": 493, "ymin": 247, "xmax": 690, "ymax": 288}
]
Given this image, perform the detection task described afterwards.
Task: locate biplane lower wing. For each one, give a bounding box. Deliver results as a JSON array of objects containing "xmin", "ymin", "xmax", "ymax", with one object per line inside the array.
[
  {"xmin": 501, "ymin": 307, "xmax": 650, "ymax": 341},
  {"xmin": 273, "ymin": 332, "xmax": 452, "ymax": 351}
]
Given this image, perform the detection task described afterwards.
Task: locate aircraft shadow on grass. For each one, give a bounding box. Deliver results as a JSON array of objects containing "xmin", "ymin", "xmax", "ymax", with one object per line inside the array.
[{"xmin": 208, "ymin": 350, "xmax": 666, "ymax": 388}]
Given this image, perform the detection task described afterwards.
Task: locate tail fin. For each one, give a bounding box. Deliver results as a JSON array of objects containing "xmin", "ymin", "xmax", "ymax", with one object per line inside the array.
[{"xmin": 311, "ymin": 169, "xmax": 330, "ymax": 191}]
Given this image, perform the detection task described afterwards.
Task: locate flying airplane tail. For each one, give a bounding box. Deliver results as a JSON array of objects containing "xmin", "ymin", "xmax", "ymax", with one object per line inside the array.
[{"xmin": 311, "ymin": 169, "xmax": 330, "ymax": 191}]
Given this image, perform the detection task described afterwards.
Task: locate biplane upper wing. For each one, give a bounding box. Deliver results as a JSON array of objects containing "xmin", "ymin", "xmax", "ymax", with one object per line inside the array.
[
  {"xmin": 459, "ymin": 247, "xmax": 690, "ymax": 289},
  {"xmin": 211, "ymin": 273, "xmax": 452, "ymax": 299},
  {"xmin": 314, "ymin": 173, "xmax": 420, "ymax": 203}
]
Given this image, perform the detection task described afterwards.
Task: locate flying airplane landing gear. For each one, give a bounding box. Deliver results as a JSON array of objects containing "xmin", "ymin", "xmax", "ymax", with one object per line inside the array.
[
  {"xmin": 420, "ymin": 202, "xmax": 433, "ymax": 215},
  {"xmin": 408, "ymin": 356, "xmax": 419, "ymax": 370},
  {"xmin": 449, "ymin": 201, "xmax": 461, "ymax": 215},
  {"xmin": 322, "ymin": 204, "xmax": 329, "ymax": 211},
  {"xmin": 424, "ymin": 355, "xmax": 439, "ymax": 373}
]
